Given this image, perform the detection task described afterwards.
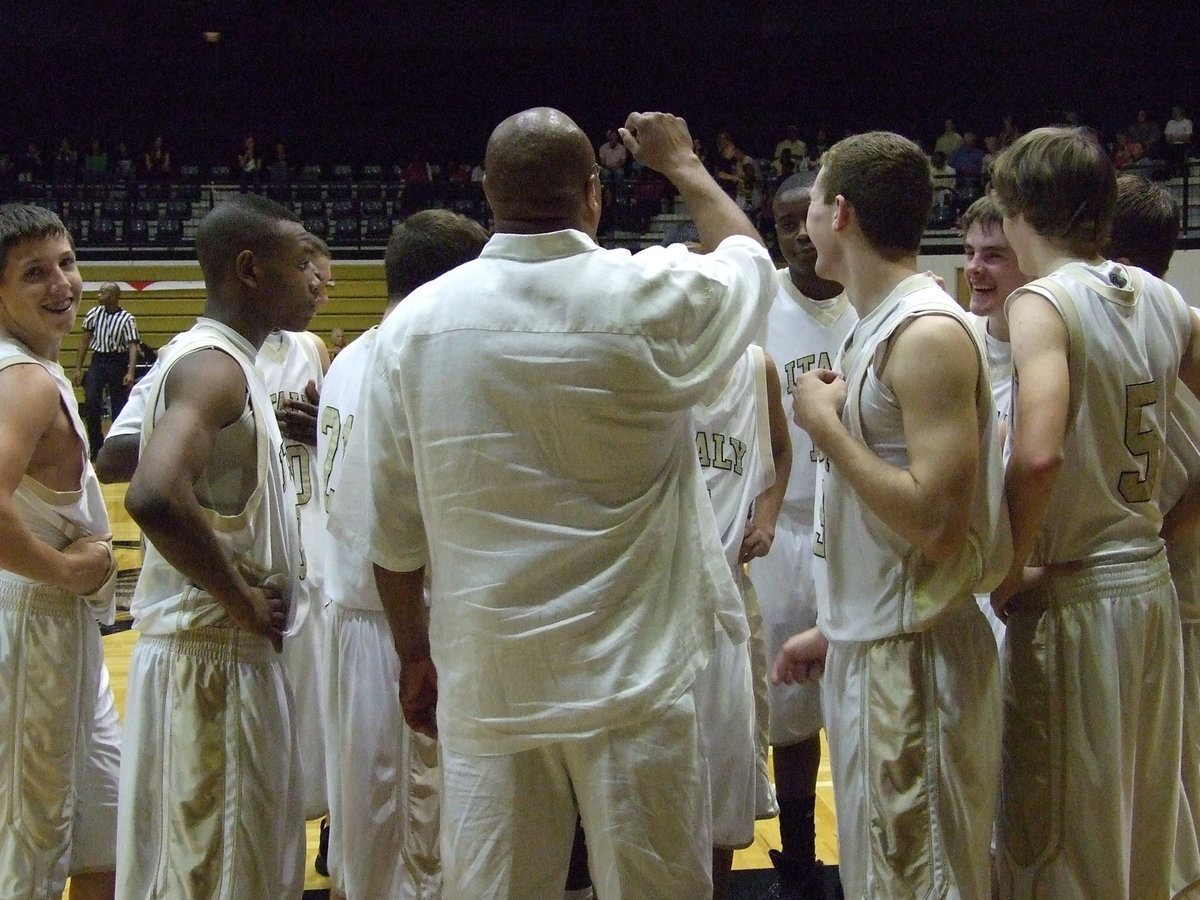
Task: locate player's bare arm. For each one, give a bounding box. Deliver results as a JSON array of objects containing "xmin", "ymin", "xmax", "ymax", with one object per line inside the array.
[
  {"xmin": 125, "ymin": 349, "xmax": 288, "ymax": 650},
  {"xmin": 741, "ymin": 353, "xmax": 792, "ymax": 562},
  {"xmin": 374, "ymin": 564, "xmax": 437, "ymax": 739},
  {"xmin": 794, "ymin": 315, "xmax": 981, "ymax": 562},
  {"xmin": 991, "ymin": 290, "xmax": 1070, "ymax": 615},
  {"xmin": 620, "ymin": 111, "xmax": 762, "ymax": 251},
  {"xmin": 0, "ymin": 363, "xmax": 112, "ymax": 593}
]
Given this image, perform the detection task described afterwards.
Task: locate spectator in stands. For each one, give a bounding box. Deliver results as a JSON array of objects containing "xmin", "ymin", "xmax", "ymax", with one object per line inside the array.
[
  {"xmin": 17, "ymin": 141, "xmax": 44, "ymax": 183},
  {"xmin": 73, "ymin": 282, "xmax": 139, "ymax": 461},
  {"xmin": 948, "ymin": 131, "xmax": 985, "ymax": 178},
  {"xmin": 268, "ymin": 141, "xmax": 290, "ymax": 184},
  {"xmin": 772, "ymin": 147, "xmax": 797, "ymax": 179},
  {"xmin": 1165, "ymin": 105, "xmax": 1194, "ymax": 177},
  {"xmin": 328, "ymin": 326, "xmax": 347, "ymax": 360},
  {"xmin": 814, "ymin": 128, "xmax": 831, "ymax": 157},
  {"xmin": 715, "ymin": 130, "xmax": 746, "ymax": 199},
  {"xmin": 737, "ymin": 160, "xmax": 763, "ymax": 218},
  {"xmin": 238, "ymin": 135, "xmax": 262, "ymax": 185},
  {"xmin": 1112, "ymin": 132, "xmax": 1145, "ymax": 169},
  {"xmin": 143, "ymin": 136, "xmax": 171, "ymax": 181},
  {"xmin": 930, "ymin": 150, "xmax": 956, "ymax": 206},
  {"xmin": 981, "ymin": 135, "xmax": 1000, "ymax": 180},
  {"xmin": 52, "ymin": 138, "xmax": 78, "ymax": 183},
  {"xmin": 83, "ymin": 138, "xmax": 108, "ymax": 182},
  {"xmin": 998, "ymin": 113, "xmax": 1020, "ymax": 148},
  {"xmin": 598, "ymin": 129, "xmax": 627, "ymax": 175},
  {"xmin": 1129, "ymin": 108, "xmax": 1162, "ymax": 159},
  {"xmin": 935, "ymin": 118, "xmax": 964, "ymax": 155},
  {"xmin": 774, "ymin": 126, "xmax": 807, "ymax": 167},
  {"xmin": 114, "ymin": 141, "xmax": 135, "ymax": 181}
]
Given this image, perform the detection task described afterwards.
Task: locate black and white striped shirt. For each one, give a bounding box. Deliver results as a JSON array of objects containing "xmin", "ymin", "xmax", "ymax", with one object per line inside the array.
[{"xmin": 82, "ymin": 305, "xmax": 139, "ymax": 353}]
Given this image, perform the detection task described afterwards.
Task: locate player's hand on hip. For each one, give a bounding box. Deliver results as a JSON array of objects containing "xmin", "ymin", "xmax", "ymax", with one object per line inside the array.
[
  {"xmin": 61, "ymin": 532, "xmax": 115, "ymax": 596},
  {"xmin": 229, "ymin": 583, "xmax": 287, "ymax": 653}
]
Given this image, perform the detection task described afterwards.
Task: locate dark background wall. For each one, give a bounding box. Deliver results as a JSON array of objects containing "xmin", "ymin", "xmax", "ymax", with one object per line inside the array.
[{"xmin": 2, "ymin": 0, "xmax": 1196, "ymax": 165}]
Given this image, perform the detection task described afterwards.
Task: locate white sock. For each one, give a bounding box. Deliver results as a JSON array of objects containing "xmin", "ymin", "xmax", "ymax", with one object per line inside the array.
[{"xmin": 563, "ymin": 889, "xmax": 595, "ymax": 900}]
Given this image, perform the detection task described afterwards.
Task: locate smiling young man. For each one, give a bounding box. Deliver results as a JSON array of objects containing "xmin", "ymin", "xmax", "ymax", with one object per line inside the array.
[
  {"xmin": 0, "ymin": 204, "xmax": 118, "ymax": 900},
  {"xmin": 962, "ymin": 194, "xmax": 1032, "ymax": 651},
  {"xmin": 772, "ymin": 132, "xmax": 1009, "ymax": 898},
  {"xmin": 117, "ymin": 195, "xmax": 324, "ymax": 900},
  {"xmin": 990, "ymin": 126, "xmax": 1200, "ymax": 899}
]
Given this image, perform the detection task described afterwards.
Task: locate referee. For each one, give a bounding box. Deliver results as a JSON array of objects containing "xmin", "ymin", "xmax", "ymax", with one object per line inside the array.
[{"xmin": 74, "ymin": 282, "xmax": 139, "ymax": 460}]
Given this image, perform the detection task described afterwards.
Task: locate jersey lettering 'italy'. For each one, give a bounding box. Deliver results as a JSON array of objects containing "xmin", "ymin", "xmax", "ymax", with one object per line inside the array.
[
  {"xmin": 694, "ymin": 345, "xmax": 775, "ymax": 570},
  {"xmin": 757, "ymin": 269, "xmax": 856, "ymax": 516},
  {"xmin": 813, "ymin": 274, "xmax": 1009, "ymax": 642},
  {"xmin": 1013, "ymin": 262, "xmax": 1190, "ymax": 564}
]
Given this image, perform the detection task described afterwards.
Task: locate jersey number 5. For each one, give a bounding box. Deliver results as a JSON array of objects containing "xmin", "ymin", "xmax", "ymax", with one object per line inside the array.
[{"xmin": 1118, "ymin": 380, "xmax": 1162, "ymax": 504}]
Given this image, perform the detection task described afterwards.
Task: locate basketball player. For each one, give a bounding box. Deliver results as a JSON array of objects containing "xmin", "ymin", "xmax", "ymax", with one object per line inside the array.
[
  {"xmin": 0, "ymin": 204, "xmax": 119, "ymax": 900},
  {"xmin": 336, "ymin": 108, "xmax": 774, "ymax": 899},
  {"xmin": 116, "ymin": 196, "xmax": 324, "ymax": 899},
  {"xmin": 962, "ymin": 193, "xmax": 1030, "ymax": 650},
  {"xmin": 1105, "ymin": 173, "xmax": 1200, "ymax": 897},
  {"xmin": 772, "ymin": 132, "xmax": 1009, "ymax": 898},
  {"xmin": 320, "ymin": 209, "xmax": 489, "ymax": 900},
  {"xmin": 692, "ymin": 340, "xmax": 791, "ymax": 900},
  {"xmin": 259, "ymin": 274, "xmax": 333, "ymax": 838},
  {"xmin": 750, "ymin": 173, "xmax": 855, "ymax": 894},
  {"xmin": 989, "ymin": 127, "xmax": 1200, "ymax": 899}
]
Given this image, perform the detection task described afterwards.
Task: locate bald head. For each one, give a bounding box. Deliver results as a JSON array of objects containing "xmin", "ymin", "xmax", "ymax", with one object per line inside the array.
[{"xmin": 484, "ymin": 108, "xmax": 597, "ymax": 225}]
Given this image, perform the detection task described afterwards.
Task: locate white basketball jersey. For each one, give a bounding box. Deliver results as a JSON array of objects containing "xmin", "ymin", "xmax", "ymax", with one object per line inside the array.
[
  {"xmin": 0, "ymin": 334, "xmax": 115, "ymax": 623},
  {"xmin": 258, "ymin": 330, "xmax": 326, "ymax": 619},
  {"xmin": 1161, "ymin": 380, "xmax": 1200, "ymax": 620},
  {"xmin": 693, "ymin": 345, "xmax": 775, "ymax": 570},
  {"xmin": 317, "ymin": 328, "xmax": 384, "ymax": 613},
  {"xmin": 971, "ymin": 315, "xmax": 1013, "ymax": 426},
  {"xmin": 757, "ymin": 269, "xmax": 856, "ymax": 517},
  {"xmin": 1012, "ymin": 263, "xmax": 1191, "ymax": 564},
  {"xmin": 131, "ymin": 320, "xmax": 301, "ymax": 635},
  {"xmin": 814, "ymin": 274, "xmax": 1010, "ymax": 642}
]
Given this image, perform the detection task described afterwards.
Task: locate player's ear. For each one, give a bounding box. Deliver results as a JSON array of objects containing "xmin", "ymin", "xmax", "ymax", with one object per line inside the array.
[
  {"xmin": 832, "ymin": 194, "xmax": 852, "ymax": 232},
  {"xmin": 234, "ymin": 249, "xmax": 258, "ymax": 288}
]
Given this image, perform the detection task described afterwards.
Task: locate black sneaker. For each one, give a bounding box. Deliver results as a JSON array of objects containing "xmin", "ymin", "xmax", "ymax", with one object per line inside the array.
[
  {"xmin": 314, "ymin": 817, "xmax": 330, "ymax": 877},
  {"xmin": 769, "ymin": 849, "xmax": 826, "ymax": 899}
]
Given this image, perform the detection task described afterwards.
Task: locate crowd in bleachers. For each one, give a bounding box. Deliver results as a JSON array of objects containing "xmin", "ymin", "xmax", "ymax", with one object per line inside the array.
[{"xmin": 0, "ymin": 105, "xmax": 1194, "ymax": 251}]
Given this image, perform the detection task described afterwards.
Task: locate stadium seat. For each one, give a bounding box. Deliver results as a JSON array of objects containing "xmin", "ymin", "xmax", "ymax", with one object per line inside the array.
[
  {"xmin": 300, "ymin": 199, "xmax": 325, "ymax": 218},
  {"xmin": 90, "ymin": 218, "xmax": 118, "ymax": 244},
  {"xmin": 155, "ymin": 217, "xmax": 184, "ymax": 244},
  {"xmin": 128, "ymin": 219, "xmax": 151, "ymax": 244},
  {"xmin": 331, "ymin": 218, "xmax": 360, "ymax": 243},
  {"xmin": 360, "ymin": 199, "xmax": 385, "ymax": 218},
  {"xmin": 331, "ymin": 199, "xmax": 358, "ymax": 219},
  {"xmin": 364, "ymin": 217, "xmax": 391, "ymax": 241},
  {"xmin": 101, "ymin": 199, "xmax": 127, "ymax": 219},
  {"xmin": 164, "ymin": 199, "xmax": 192, "ymax": 220},
  {"xmin": 304, "ymin": 217, "xmax": 328, "ymax": 238},
  {"xmin": 133, "ymin": 199, "xmax": 159, "ymax": 219}
]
